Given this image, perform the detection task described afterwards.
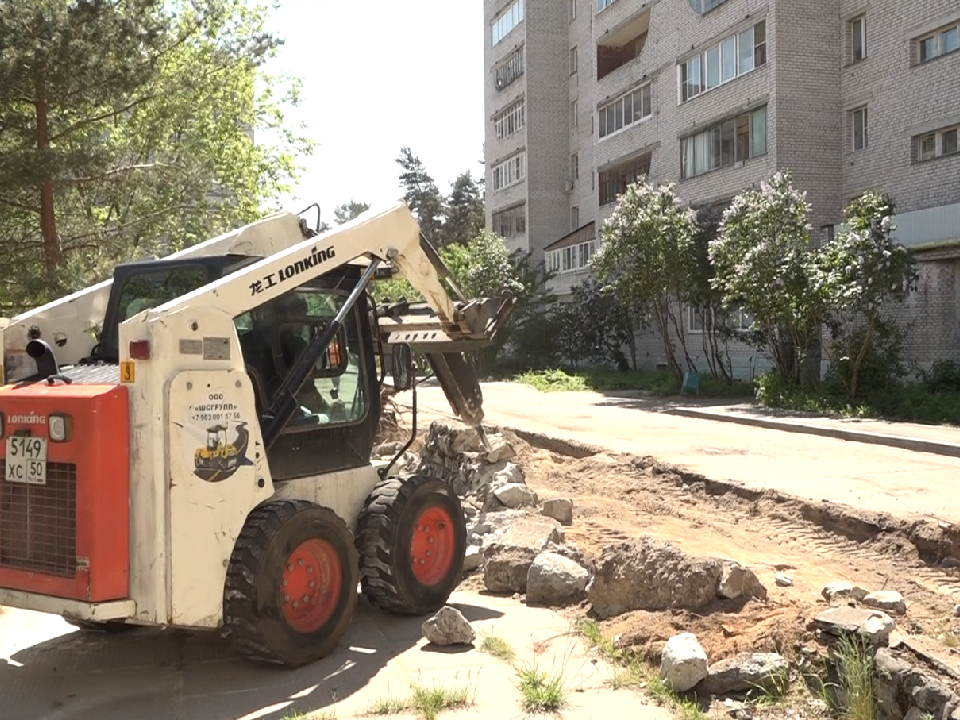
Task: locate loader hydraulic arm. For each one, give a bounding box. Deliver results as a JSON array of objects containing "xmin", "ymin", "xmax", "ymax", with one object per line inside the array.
[{"xmin": 140, "ymin": 201, "xmax": 514, "ymax": 429}]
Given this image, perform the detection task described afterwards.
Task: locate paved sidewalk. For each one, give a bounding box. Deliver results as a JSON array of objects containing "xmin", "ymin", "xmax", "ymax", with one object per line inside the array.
[
  {"xmin": 404, "ymin": 382, "xmax": 960, "ymax": 524},
  {"xmin": 0, "ymin": 592, "xmax": 668, "ymax": 720}
]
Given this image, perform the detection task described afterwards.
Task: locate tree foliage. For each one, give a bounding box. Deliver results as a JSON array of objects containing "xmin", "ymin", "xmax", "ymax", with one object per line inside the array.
[
  {"xmin": 396, "ymin": 147, "xmax": 444, "ymax": 248},
  {"xmin": 442, "ymin": 171, "xmax": 485, "ymax": 246},
  {"xmin": 593, "ymin": 179, "xmax": 698, "ymax": 379},
  {"xmin": 813, "ymin": 191, "xmax": 915, "ymax": 398},
  {"xmin": 557, "ymin": 279, "xmax": 636, "ymax": 371},
  {"xmin": 710, "ymin": 172, "xmax": 821, "ymax": 384},
  {"xmin": 0, "ymin": 0, "xmax": 311, "ymax": 312},
  {"xmin": 333, "ymin": 200, "xmax": 371, "ymax": 225}
]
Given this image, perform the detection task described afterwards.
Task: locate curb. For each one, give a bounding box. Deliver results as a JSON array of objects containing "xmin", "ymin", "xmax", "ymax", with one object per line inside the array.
[{"xmin": 666, "ymin": 407, "xmax": 960, "ymax": 459}]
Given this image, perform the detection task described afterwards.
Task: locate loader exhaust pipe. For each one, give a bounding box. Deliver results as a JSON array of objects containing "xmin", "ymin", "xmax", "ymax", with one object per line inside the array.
[{"xmin": 26, "ymin": 338, "xmax": 60, "ymax": 380}]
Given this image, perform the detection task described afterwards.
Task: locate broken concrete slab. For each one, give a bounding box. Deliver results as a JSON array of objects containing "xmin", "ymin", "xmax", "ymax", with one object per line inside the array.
[
  {"xmin": 698, "ymin": 652, "xmax": 788, "ymax": 695},
  {"xmin": 422, "ymin": 606, "xmax": 476, "ymax": 646},
  {"xmin": 863, "ymin": 590, "xmax": 906, "ymax": 615},
  {"xmin": 482, "ymin": 544, "xmax": 538, "ymax": 593},
  {"xmin": 494, "ymin": 483, "xmax": 538, "ymax": 509},
  {"xmin": 717, "ymin": 562, "xmax": 767, "ymax": 602},
  {"xmin": 821, "ymin": 581, "xmax": 869, "ymax": 604},
  {"xmin": 541, "ymin": 498, "xmax": 574, "ymax": 526},
  {"xmin": 497, "ymin": 515, "xmax": 564, "ymax": 550},
  {"xmin": 526, "ymin": 552, "xmax": 590, "ymax": 607},
  {"xmin": 814, "ymin": 606, "xmax": 896, "ymax": 646},
  {"xmin": 661, "ymin": 633, "xmax": 709, "ymax": 693}
]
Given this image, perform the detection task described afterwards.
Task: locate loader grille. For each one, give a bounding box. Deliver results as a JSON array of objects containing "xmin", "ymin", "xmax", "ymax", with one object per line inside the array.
[{"xmin": 0, "ymin": 462, "xmax": 78, "ymax": 577}]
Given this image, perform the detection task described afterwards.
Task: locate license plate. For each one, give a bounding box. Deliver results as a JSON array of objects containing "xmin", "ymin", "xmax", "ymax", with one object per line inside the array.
[{"xmin": 6, "ymin": 436, "xmax": 48, "ymax": 485}]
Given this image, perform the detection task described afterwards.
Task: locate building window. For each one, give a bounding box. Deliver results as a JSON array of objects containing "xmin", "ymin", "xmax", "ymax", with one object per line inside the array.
[
  {"xmin": 687, "ymin": 306, "xmax": 753, "ymax": 333},
  {"xmin": 570, "ymin": 152, "xmax": 579, "ymax": 182},
  {"xmin": 680, "ymin": 20, "xmax": 766, "ymax": 102},
  {"xmin": 571, "ymin": 99, "xmax": 579, "ymax": 128},
  {"xmin": 852, "ymin": 106, "xmax": 867, "ymax": 151},
  {"xmin": 687, "ymin": 0, "xmax": 730, "ymax": 14},
  {"xmin": 547, "ymin": 239, "xmax": 597, "ymax": 275},
  {"xmin": 917, "ymin": 20, "xmax": 960, "ymax": 63},
  {"xmin": 915, "ymin": 124, "xmax": 960, "ymax": 162},
  {"xmin": 598, "ymin": 83, "xmax": 651, "ymax": 139},
  {"xmin": 571, "ymin": 0, "xmax": 576, "ymax": 20},
  {"xmin": 598, "ymin": 0, "xmax": 618, "ymax": 11},
  {"xmin": 494, "ymin": 100, "xmax": 525, "ymax": 140},
  {"xmin": 849, "ymin": 16, "xmax": 866, "ymax": 62},
  {"xmin": 597, "ymin": 13, "xmax": 648, "ymax": 81},
  {"xmin": 570, "ymin": 46, "xmax": 578, "ymax": 75},
  {"xmin": 495, "ymin": 47, "xmax": 525, "ymax": 91},
  {"xmin": 571, "ymin": 206, "xmax": 580, "ymax": 229},
  {"xmin": 680, "ymin": 106, "xmax": 767, "ymax": 180},
  {"xmin": 492, "ymin": 0, "xmax": 524, "ymax": 47},
  {"xmin": 599, "ymin": 152, "xmax": 652, "ymax": 206},
  {"xmin": 492, "ymin": 152, "xmax": 526, "ymax": 191},
  {"xmin": 492, "ymin": 204, "xmax": 527, "ymax": 238}
]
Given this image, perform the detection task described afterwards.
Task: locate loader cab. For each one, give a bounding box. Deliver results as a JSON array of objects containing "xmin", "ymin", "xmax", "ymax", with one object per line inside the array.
[{"xmin": 96, "ymin": 256, "xmax": 381, "ymax": 479}]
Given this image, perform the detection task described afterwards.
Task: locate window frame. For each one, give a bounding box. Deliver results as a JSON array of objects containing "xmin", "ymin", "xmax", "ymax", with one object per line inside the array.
[
  {"xmin": 598, "ymin": 83, "xmax": 652, "ymax": 140},
  {"xmin": 546, "ymin": 239, "xmax": 597, "ymax": 276},
  {"xmin": 914, "ymin": 124, "xmax": 960, "ymax": 162},
  {"xmin": 852, "ymin": 106, "xmax": 868, "ymax": 151},
  {"xmin": 494, "ymin": 99, "xmax": 525, "ymax": 141},
  {"xmin": 917, "ymin": 20, "xmax": 960, "ymax": 63},
  {"xmin": 680, "ymin": 106, "xmax": 767, "ymax": 180},
  {"xmin": 492, "ymin": 152, "xmax": 526, "ymax": 191},
  {"xmin": 492, "ymin": 203, "xmax": 527, "ymax": 238},
  {"xmin": 492, "ymin": 0, "xmax": 525, "ymax": 47},
  {"xmin": 598, "ymin": 0, "xmax": 618, "ymax": 12},
  {"xmin": 570, "ymin": 46, "xmax": 578, "ymax": 75},
  {"xmin": 850, "ymin": 15, "xmax": 866, "ymax": 62},
  {"xmin": 680, "ymin": 20, "xmax": 766, "ymax": 103}
]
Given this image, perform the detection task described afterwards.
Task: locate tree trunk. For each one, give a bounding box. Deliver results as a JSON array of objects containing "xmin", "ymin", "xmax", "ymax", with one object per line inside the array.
[
  {"xmin": 850, "ymin": 314, "xmax": 876, "ymax": 400},
  {"xmin": 35, "ymin": 62, "xmax": 61, "ymax": 271}
]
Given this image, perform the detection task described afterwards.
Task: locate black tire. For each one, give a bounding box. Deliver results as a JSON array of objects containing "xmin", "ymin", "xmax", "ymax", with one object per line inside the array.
[
  {"xmin": 356, "ymin": 474, "xmax": 467, "ymax": 616},
  {"xmin": 222, "ymin": 499, "xmax": 359, "ymax": 667}
]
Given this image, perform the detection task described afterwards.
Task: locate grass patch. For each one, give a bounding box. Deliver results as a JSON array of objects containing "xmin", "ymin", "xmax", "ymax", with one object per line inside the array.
[
  {"xmin": 365, "ymin": 678, "xmax": 475, "ymax": 720},
  {"xmin": 479, "ymin": 632, "xmax": 516, "ymax": 663},
  {"xmin": 516, "ymin": 663, "xmax": 566, "ymax": 713},
  {"xmin": 835, "ymin": 633, "xmax": 875, "ymax": 720},
  {"xmin": 507, "ymin": 367, "xmax": 755, "ymax": 399}
]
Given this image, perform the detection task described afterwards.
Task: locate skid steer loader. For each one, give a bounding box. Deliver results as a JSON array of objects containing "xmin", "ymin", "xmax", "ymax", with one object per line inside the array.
[{"xmin": 0, "ymin": 201, "xmax": 513, "ymax": 667}]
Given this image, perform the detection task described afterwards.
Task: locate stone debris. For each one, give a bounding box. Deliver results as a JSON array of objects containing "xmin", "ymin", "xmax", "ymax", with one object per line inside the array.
[
  {"xmin": 775, "ymin": 572, "xmax": 794, "ymax": 587},
  {"xmin": 483, "ymin": 543, "xmax": 539, "ymax": 593},
  {"xmin": 526, "ymin": 551, "xmax": 590, "ymax": 607},
  {"xmin": 494, "ymin": 482, "xmax": 538, "ymax": 509},
  {"xmin": 814, "ymin": 606, "xmax": 896, "ymax": 646},
  {"xmin": 421, "ymin": 606, "xmax": 476, "ymax": 646},
  {"xmin": 699, "ymin": 652, "xmax": 788, "ymax": 695},
  {"xmin": 821, "ymin": 581, "xmax": 869, "ymax": 604},
  {"xmin": 462, "ymin": 545, "xmax": 483, "ymax": 572},
  {"xmin": 588, "ymin": 537, "xmax": 765, "ymax": 619},
  {"xmin": 541, "ymin": 498, "xmax": 574, "ymax": 526},
  {"xmin": 717, "ymin": 562, "xmax": 768, "ymax": 601},
  {"xmin": 863, "ymin": 590, "xmax": 906, "ymax": 615},
  {"xmin": 496, "ymin": 515, "xmax": 564, "ymax": 550},
  {"xmin": 660, "ymin": 632, "xmax": 709, "ymax": 692}
]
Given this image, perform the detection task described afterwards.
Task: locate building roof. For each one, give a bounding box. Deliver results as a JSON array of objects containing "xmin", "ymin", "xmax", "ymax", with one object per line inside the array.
[{"xmin": 544, "ymin": 221, "xmax": 596, "ymax": 252}]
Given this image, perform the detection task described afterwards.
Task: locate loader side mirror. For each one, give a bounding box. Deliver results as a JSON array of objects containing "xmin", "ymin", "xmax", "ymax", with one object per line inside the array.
[{"xmin": 391, "ymin": 344, "xmax": 414, "ymax": 391}]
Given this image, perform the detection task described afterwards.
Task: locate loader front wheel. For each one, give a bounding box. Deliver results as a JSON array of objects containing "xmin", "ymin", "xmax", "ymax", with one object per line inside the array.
[
  {"xmin": 356, "ymin": 474, "xmax": 466, "ymax": 616},
  {"xmin": 222, "ymin": 500, "xmax": 358, "ymax": 667}
]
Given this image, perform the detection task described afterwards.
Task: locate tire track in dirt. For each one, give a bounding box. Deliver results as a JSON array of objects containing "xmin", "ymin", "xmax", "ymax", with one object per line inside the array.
[{"xmin": 508, "ymin": 432, "xmax": 960, "ymax": 641}]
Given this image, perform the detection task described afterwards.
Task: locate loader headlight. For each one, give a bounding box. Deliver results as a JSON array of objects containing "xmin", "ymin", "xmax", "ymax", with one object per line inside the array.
[{"xmin": 49, "ymin": 414, "xmax": 71, "ymax": 442}]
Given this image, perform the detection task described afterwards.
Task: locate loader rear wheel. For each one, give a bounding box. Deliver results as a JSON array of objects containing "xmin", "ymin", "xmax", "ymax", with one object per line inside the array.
[
  {"xmin": 222, "ymin": 499, "xmax": 358, "ymax": 667},
  {"xmin": 356, "ymin": 474, "xmax": 466, "ymax": 616}
]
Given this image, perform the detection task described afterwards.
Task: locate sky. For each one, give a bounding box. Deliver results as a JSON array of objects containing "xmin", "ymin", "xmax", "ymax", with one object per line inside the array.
[{"xmin": 262, "ymin": 1, "xmax": 485, "ymax": 225}]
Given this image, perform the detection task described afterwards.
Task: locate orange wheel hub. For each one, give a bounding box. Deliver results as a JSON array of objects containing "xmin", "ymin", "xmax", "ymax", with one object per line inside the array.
[
  {"xmin": 409, "ymin": 506, "xmax": 456, "ymax": 586},
  {"xmin": 280, "ymin": 538, "xmax": 342, "ymax": 633}
]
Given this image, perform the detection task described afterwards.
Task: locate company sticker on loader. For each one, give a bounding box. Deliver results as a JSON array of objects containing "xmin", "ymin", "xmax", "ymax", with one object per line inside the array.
[{"xmin": 186, "ymin": 393, "xmax": 251, "ymax": 483}]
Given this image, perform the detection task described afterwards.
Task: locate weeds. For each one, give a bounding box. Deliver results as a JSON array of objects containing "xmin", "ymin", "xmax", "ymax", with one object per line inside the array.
[
  {"xmin": 479, "ymin": 632, "xmax": 516, "ymax": 663},
  {"xmin": 835, "ymin": 633, "xmax": 875, "ymax": 720},
  {"xmin": 516, "ymin": 663, "xmax": 566, "ymax": 713},
  {"xmin": 365, "ymin": 677, "xmax": 475, "ymax": 720}
]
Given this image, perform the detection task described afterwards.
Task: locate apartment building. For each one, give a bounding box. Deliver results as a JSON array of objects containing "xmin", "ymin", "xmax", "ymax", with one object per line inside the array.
[{"xmin": 483, "ymin": 0, "xmax": 960, "ymax": 374}]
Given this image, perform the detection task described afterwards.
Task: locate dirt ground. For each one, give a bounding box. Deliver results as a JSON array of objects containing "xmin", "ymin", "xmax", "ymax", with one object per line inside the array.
[{"xmin": 428, "ymin": 426, "xmax": 960, "ymax": 678}]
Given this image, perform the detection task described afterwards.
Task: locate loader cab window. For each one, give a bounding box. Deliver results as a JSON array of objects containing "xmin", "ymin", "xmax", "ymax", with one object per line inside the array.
[
  {"xmin": 240, "ymin": 288, "xmax": 368, "ymax": 429},
  {"xmin": 117, "ymin": 266, "xmax": 209, "ymax": 322}
]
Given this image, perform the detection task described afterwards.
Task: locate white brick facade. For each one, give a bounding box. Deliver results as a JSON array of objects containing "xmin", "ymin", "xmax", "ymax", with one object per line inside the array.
[{"xmin": 483, "ymin": 0, "xmax": 960, "ymax": 374}]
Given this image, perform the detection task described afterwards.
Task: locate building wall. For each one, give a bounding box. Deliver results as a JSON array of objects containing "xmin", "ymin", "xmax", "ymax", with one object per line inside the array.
[{"xmin": 483, "ymin": 0, "xmax": 960, "ymax": 377}]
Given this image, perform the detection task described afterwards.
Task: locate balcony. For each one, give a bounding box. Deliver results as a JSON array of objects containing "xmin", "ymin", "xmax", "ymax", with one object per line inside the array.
[{"xmin": 597, "ymin": 10, "xmax": 649, "ymax": 81}]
